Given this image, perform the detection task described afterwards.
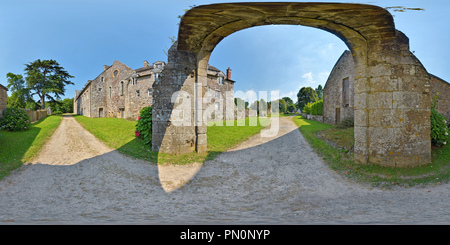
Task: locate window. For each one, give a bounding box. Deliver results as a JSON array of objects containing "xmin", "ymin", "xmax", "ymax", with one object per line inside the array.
[
  {"xmin": 215, "ymin": 91, "xmax": 220, "ymax": 98},
  {"xmin": 121, "ymin": 81, "xmax": 124, "ymax": 95},
  {"xmin": 215, "ymin": 102, "xmax": 220, "ymax": 111},
  {"xmin": 148, "ymin": 88, "xmax": 153, "ymax": 96},
  {"xmin": 343, "ymin": 77, "xmax": 349, "ymax": 107},
  {"xmin": 136, "ymin": 90, "xmax": 140, "ymax": 97},
  {"xmin": 219, "ymin": 76, "xmax": 223, "ymax": 85},
  {"xmin": 101, "ymin": 77, "xmax": 104, "ymax": 83},
  {"xmin": 98, "ymin": 88, "xmax": 102, "ymax": 92},
  {"xmin": 113, "ymin": 69, "xmax": 119, "ymax": 78},
  {"xmin": 109, "ymin": 87, "xmax": 112, "ymax": 98}
]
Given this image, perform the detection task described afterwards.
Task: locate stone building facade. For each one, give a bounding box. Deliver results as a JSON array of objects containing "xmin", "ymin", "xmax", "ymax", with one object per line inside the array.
[
  {"xmin": 324, "ymin": 50, "xmax": 450, "ymax": 124},
  {"xmin": 0, "ymin": 84, "xmax": 8, "ymax": 118},
  {"xmin": 74, "ymin": 60, "xmax": 235, "ymax": 121},
  {"xmin": 323, "ymin": 50, "xmax": 355, "ymax": 124}
]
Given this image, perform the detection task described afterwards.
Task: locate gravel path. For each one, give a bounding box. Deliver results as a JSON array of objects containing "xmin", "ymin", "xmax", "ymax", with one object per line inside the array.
[{"xmin": 0, "ymin": 115, "xmax": 450, "ymax": 224}]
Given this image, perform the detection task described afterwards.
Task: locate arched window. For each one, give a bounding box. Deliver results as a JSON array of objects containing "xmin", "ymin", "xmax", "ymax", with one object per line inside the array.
[{"xmin": 121, "ymin": 81, "xmax": 124, "ymax": 95}]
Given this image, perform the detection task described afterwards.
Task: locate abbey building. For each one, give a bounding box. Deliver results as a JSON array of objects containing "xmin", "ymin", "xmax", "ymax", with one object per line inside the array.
[{"xmin": 74, "ymin": 60, "xmax": 235, "ymax": 120}]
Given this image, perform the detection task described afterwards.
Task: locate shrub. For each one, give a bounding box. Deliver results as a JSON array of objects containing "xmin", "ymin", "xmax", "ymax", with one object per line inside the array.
[
  {"xmin": 0, "ymin": 107, "xmax": 31, "ymax": 131},
  {"xmin": 52, "ymin": 111, "xmax": 63, "ymax": 115},
  {"xmin": 430, "ymin": 94, "xmax": 448, "ymax": 147},
  {"xmin": 303, "ymin": 102, "xmax": 312, "ymax": 114},
  {"xmin": 337, "ymin": 117, "xmax": 354, "ymax": 128},
  {"xmin": 311, "ymin": 100, "xmax": 323, "ymax": 115},
  {"xmin": 303, "ymin": 100, "xmax": 323, "ymax": 116},
  {"xmin": 135, "ymin": 106, "xmax": 152, "ymax": 145}
]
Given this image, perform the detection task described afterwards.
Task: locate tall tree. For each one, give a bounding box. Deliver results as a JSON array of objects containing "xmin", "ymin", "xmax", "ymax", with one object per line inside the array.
[
  {"xmin": 315, "ymin": 84, "xmax": 324, "ymax": 100},
  {"xmin": 297, "ymin": 87, "xmax": 318, "ymax": 110},
  {"xmin": 278, "ymin": 99, "xmax": 287, "ymax": 113},
  {"xmin": 24, "ymin": 59, "xmax": 74, "ymax": 109},
  {"xmin": 282, "ymin": 96, "xmax": 293, "ymax": 105},
  {"xmin": 6, "ymin": 72, "xmax": 31, "ymax": 108}
]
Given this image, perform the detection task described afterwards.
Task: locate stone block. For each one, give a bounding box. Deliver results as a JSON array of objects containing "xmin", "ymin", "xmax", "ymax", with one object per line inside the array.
[
  {"xmin": 354, "ymin": 109, "xmax": 368, "ymax": 127},
  {"xmin": 368, "ymin": 109, "xmax": 394, "ymax": 127},
  {"xmin": 369, "ymin": 76, "xmax": 399, "ymax": 92},
  {"xmin": 197, "ymin": 133, "xmax": 207, "ymax": 145},
  {"xmin": 367, "ymin": 92, "xmax": 393, "ymax": 109},
  {"xmin": 354, "ymin": 92, "xmax": 367, "ymax": 110},
  {"xmin": 404, "ymin": 109, "xmax": 430, "ymax": 127},
  {"xmin": 392, "ymin": 91, "xmax": 422, "ymax": 109}
]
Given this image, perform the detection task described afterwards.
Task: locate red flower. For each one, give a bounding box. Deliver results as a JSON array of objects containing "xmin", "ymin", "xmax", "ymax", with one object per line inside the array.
[
  {"xmin": 135, "ymin": 130, "xmax": 140, "ymax": 137},
  {"xmin": 138, "ymin": 116, "xmax": 141, "ymax": 120}
]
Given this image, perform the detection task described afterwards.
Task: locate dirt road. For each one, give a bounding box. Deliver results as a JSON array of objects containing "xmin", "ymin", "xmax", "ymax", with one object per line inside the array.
[{"xmin": 0, "ymin": 114, "xmax": 450, "ymax": 224}]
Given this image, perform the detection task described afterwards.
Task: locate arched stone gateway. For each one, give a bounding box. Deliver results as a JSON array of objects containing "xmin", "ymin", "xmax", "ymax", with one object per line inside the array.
[{"xmin": 152, "ymin": 2, "xmax": 432, "ymax": 167}]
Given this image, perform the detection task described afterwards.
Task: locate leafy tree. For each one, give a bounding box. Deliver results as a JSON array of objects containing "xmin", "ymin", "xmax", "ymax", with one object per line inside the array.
[
  {"xmin": 62, "ymin": 98, "xmax": 74, "ymax": 113},
  {"xmin": 278, "ymin": 99, "xmax": 287, "ymax": 113},
  {"xmin": 287, "ymin": 103, "xmax": 296, "ymax": 113},
  {"xmin": 297, "ymin": 87, "xmax": 318, "ymax": 110},
  {"xmin": 6, "ymin": 72, "xmax": 31, "ymax": 108},
  {"xmin": 315, "ymin": 84, "xmax": 324, "ymax": 100},
  {"xmin": 24, "ymin": 59, "xmax": 74, "ymax": 109},
  {"xmin": 282, "ymin": 97, "xmax": 293, "ymax": 105}
]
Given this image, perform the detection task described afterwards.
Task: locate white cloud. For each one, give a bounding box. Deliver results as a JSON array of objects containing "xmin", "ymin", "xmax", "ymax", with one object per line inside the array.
[{"xmin": 302, "ymin": 72, "xmax": 315, "ymax": 83}]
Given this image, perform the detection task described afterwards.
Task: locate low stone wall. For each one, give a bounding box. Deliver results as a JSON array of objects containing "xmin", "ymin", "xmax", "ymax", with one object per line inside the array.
[
  {"xmin": 301, "ymin": 113, "xmax": 324, "ymax": 122},
  {"xmin": 23, "ymin": 109, "xmax": 48, "ymax": 123}
]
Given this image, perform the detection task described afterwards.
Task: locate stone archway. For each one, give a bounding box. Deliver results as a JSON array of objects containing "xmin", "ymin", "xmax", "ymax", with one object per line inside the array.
[{"xmin": 152, "ymin": 2, "xmax": 432, "ymax": 167}]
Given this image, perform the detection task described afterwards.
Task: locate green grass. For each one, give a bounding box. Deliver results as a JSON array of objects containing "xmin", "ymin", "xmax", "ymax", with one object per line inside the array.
[
  {"xmin": 0, "ymin": 115, "xmax": 63, "ymax": 180},
  {"xmin": 73, "ymin": 115, "xmax": 269, "ymax": 165},
  {"xmin": 291, "ymin": 115, "xmax": 450, "ymax": 188}
]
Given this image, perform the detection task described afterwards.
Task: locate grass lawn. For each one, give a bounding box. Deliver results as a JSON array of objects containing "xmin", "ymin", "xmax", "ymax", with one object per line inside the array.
[
  {"xmin": 0, "ymin": 115, "xmax": 63, "ymax": 180},
  {"xmin": 73, "ymin": 115, "xmax": 269, "ymax": 165},
  {"xmin": 291, "ymin": 115, "xmax": 450, "ymax": 188}
]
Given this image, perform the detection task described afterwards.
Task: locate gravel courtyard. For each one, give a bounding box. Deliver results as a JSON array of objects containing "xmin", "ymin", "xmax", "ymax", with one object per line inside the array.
[{"xmin": 0, "ymin": 115, "xmax": 449, "ymax": 224}]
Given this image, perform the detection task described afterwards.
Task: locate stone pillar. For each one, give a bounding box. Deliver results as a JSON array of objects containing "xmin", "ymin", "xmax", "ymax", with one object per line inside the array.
[
  {"xmin": 152, "ymin": 42, "xmax": 198, "ymax": 154},
  {"xmin": 195, "ymin": 53, "xmax": 210, "ymax": 154},
  {"xmin": 354, "ymin": 30, "xmax": 431, "ymax": 167}
]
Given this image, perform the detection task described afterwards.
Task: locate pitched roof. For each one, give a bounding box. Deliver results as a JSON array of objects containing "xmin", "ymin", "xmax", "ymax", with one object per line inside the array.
[{"xmin": 0, "ymin": 83, "xmax": 8, "ymax": 91}]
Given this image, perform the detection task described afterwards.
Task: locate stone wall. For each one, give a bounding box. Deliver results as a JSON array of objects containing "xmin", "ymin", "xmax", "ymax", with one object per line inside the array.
[
  {"xmin": 0, "ymin": 84, "xmax": 7, "ymax": 118},
  {"xmin": 430, "ymin": 74, "xmax": 450, "ymax": 120},
  {"xmin": 205, "ymin": 66, "xmax": 235, "ymax": 121},
  {"xmin": 23, "ymin": 109, "xmax": 47, "ymax": 123},
  {"xmin": 124, "ymin": 61, "xmax": 162, "ymax": 120},
  {"xmin": 324, "ymin": 50, "xmax": 450, "ymax": 124},
  {"xmin": 323, "ymin": 50, "xmax": 355, "ymax": 125}
]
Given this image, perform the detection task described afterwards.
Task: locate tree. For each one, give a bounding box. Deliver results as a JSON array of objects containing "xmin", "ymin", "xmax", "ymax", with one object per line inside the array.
[
  {"xmin": 282, "ymin": 96, "xmax": 293, "ymax": 105},
  {"xmin": 24, "ymin": 59, "xmax": 74, "ymax": 109},
  {"xmin": 6, "ymin": 72, "xmax": 31, "ymax": 108},
  {"xmin": 278, "ymin": 99, "xmax": 287, "ymax": 113},
  {"xmin": 62, "ymin": 98, "xmax": 74, "ymax": 113},
  {"xmin": 287, "ymin": 103, "xmax": 296, "ymax": 113},
  {"xmin": 297, "ymin": 87, "xmax": 318, "ymax": 110},
  {"xmin": 315, "ymin": 84, "xmax": 324, "ymax": 100}
]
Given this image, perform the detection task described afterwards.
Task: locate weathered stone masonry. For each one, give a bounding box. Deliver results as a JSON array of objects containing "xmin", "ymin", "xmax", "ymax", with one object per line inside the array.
[
  {"xmin": 153, "ymin": 2, "xmax": 433, "ymax": 167},
  {"xmin": 324, "ymin": 50, "xmax": 450, "ymax": 125},
  {"xmin": 0, "ymin": 84, "xmax": 7, "ymax": 118},
  {"xmin": 74, "ymin": 60, "xmax": 234, "ymax": 122}
]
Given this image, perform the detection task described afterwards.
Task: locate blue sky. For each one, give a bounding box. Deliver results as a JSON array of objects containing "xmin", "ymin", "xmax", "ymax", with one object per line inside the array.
[{"xmin": 0, "ymin": 0, "xmax": 448, "ymax": 103}]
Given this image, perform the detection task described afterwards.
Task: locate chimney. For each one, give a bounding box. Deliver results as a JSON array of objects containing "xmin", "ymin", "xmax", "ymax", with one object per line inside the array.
[
  {"xmin": 226, "ymin": 67, "xmax": 231, "ymax": 80},
  {"xmin": 103, "ymin": 65, "xmax": 110, "ymax": 71},
  {"xmin": 144, "ymin": 60, "xmax": 149, "ymax": 67}
]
